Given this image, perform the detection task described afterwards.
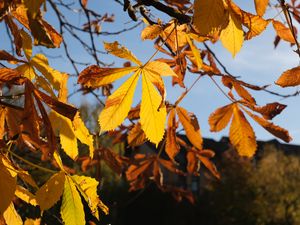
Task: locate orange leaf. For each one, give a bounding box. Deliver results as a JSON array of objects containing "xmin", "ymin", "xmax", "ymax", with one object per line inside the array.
[
  {"xmin": 176, "ymin": 107, "xmax": 202, "ymax": 150},
  {"xmin": 272, "ymin": 20, "xmax": 296, "ymax": 44},
  {"xmin": 165, "ymin": 109, "xmax": 180, "ymax": 160},
  {"xmin": 254, "ymin": 0, "xmax": 269, "ymax": 16},
  {"xmin": 209, "ymin": 104, "xmax": 233, "ymax": 132},
  {"xmin": 276, "ymin": 66, "xmax": 300, "ymax": 87},
  {"xmin": 229, "ymin": 104, "xmax": 257, "ymax": 157}
]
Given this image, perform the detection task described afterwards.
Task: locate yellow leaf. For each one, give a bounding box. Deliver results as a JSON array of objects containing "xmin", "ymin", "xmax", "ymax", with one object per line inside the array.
[
  {"xmin": 72, "ymin": 175, "xmax": 107, "ymax": 219},
  {"xmin": 15, "ymin": 186, "xmax": 37, "ymax": 206},
  {"xmin": 3, "ymin": 203, "xmax": 22, "ymax": 225},
  {"xmin": 61, "ymin": 176, "xmax": 85, "ymax": 225},
  {"xmin": 254, "ymin": 0, "xmax": 269, "ymax": 16},
  {"xmin": 193, "ymin": 0, "xmax": 228, "ymax": 35},
  {"xmin": 209, "ymin": 104, "xmax": 234, "ymax": 132},
  {"xmin": 0, "ymin": 163, "xmax": 17, "ymax": 214},
  {"xmin": 276, "ymin": 66, "xmax": 300, "ymax": 87},
  {"xmin": 141, "ymin": 24, "xmax": 163, "ymax": 40},
  {"xmin": 16, "ymin": 64, "xmax": 36, "ymax": 80},
  {"xmin": 186, "ymin": 34, "xmax": 203, "ymax": 70},
  {"xmin": 229, "ymin": 104, "xmax": 257, "ymax": 157},
  {"xmin": 20, "ymin": 29, "xmax": 32, "ymax": 60},
  {"xmin": 49, "ymin": 111, "xmax": 78, "ymax": 160},
  {"xmin": 228, "ymin": 1, "xmax": 269, "ymax": 40},
  {"xmin": 24, "ymin": 218, "xmax": 41, "ymax": 225},
  {"xmin": 220, "ymin": 10, "xmax": 244, "ymax": 57},
  {"xmin": 143, "ymin": 65, "xmax": 166, "ymax": 103},
  {"xmin": 73, "ymin": 112, "xmax": 94, "ymax": 159},
  {"xmin": 30, "ymin": 54, "xmax": 62, "ymax": 90},
  {"xmin": 35, "ymin": 75, "xmax": 56, "ymax": 97},
  {"xmin": 144, "ymin": 61, "xmax": 177, "ymax": 77},
  {"xmin": 140, "ymin": 70, "xmax": 167, "ymax": 145},
  {"xmin": 176, "ymin": 107, "xmax": 203, "ymax": 150},
  {"xmin": 78, "ymin": 65, "xmax": 138, "ymax": 88},
  {"xmin": 272, "ymin": 20, "xmax": 296, "ymax": 44},
  {"xmin": 104, "ymin": 41, "xmax": 142, "ymax": 66},
  {"xmin": 99, "ymin": 70, "xmax": 140, "ymax": 131},
  {"xmin": 36, "ymin": 171, "xmax": 65, "ymax": 210}
]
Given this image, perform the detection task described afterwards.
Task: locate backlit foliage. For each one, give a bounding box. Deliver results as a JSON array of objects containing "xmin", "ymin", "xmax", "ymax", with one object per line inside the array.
[{"xmin": 0, "ymin": 0, "xmax": 299, "ymax": 224}]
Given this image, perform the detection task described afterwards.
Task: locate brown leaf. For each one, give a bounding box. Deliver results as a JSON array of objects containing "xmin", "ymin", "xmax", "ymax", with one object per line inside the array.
[
  {"xmin": 4, "ymin": 16, "xmax": 23, "ymax": 56},
  {"xmin": 165, "ymin": 109, "xmax": 180, "ymax": 160},
  {"xmin": 186, "ymin": 151, "xmax": 198, "ymax": 175},
  {"xmin": 78, "ymin": 65, "xmax": 137, "ymax": 88},
  {"xmin": 0, "ymin": 50, "xmax": 25, "ymax": 63},
  {"xmin": 245, "ymin": 102, "xmax": 286, "ymax": 120},
  {"xmin": 98, "ymin": 147, "xmax": 128, "ymax": 174},
  {"xmin": 0, "ymin": 68, "xmax": 22, "ymax": 85},
  {"xmin": 32, "ymin": 85, "xmax": 77, "ymax": 120},
  {"xmin": 244, "ymin": 109, "xmax": 292, "ymax": 143},
  {"xmin": 127, "ymin": 123, "xmax": 146, "ymax": 147},
  {"xmin": 276, "ymin": 66, "xmax": 300, "ymax": 87}
]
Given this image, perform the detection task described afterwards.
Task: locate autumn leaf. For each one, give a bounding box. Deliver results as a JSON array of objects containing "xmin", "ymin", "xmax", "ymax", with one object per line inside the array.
[
  {"xmin": 128, "ymin": 123, "xmax": 146, "ymax": 147},
  {"xmin": 15, "ymin": 185, "xmax": 37, "ymax": 206},
  {"xmin": 276, "ymin": 66, "xmax": 300, "ymax": 87},
  {"xmin": 209, "ymin": 103, "xmax": 233, "ymax": 132},
  {"xmin": 3, "ymin": 203, "xmax": 22, "ymax": 225},
  {"xmin": 99, "ymin": 70, "xmax": 140, "ymax": 131},
  {"xmin": 104, "ymin": 41, "xmax": 142, "ymax": 66},
  {"xmin": 176, "ymin": 107, "xmax": 202, "ymax": 150},
  {"xmin": 229, "ymin": 104, "xmax": 257, "ymax": 157},
  {"xmin": 78, "ymin": 65, "xmax": 137, "ymax": 88},
  {"xmin": 193, "ymin": 0, "xmax": 228, "ymax": 35},
  {"xmin": 140, "ymin": 70, "xmax": 167, "ymax": 145},
  {"xmin": 186, "ymin": 34, "xmax": 203, "ymax": 69},
  {"xmin": 72, "ymin": 175, "xmax": 108, "ymax": 219},
  {"xmin": 254, "ymin": 0, "xmax": 269, "ymax": 17},
  {"xmin": 61, "ymin": 176, "xmax": 85, "ymax": 225},
  {"xmin": 36, "ymin": 171, "xmax": 65, "ymax": 210},
  {"xmin": 244, "ymin": 108, "xmax": 292, "ymax": 143},
  {"xmin": 166, "ymin": 108, "xmax": 180, "ymax": 160},
  {"xmin": 220, "ymin": 9, "xmax": 244, "ymax": 57},
  {"xmin": 228, "ymin": 0, "xmax": 270, "ymax": 40},
  {"xmin": 141, "ymin": 24, "xmax": 163, "ymax": 40},
  {"xmin": 272, "ymin": 20, "xmax": 296, "ymax": 44},
  {"xmin": 0, "ymin": 163, "xmax": 17, "ymax": 214}
]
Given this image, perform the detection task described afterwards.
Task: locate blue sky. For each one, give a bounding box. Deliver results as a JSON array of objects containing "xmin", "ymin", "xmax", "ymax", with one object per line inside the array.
[{"xmin": 1, "ymin": 0, "xmax": 300, "ymax": 144}]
